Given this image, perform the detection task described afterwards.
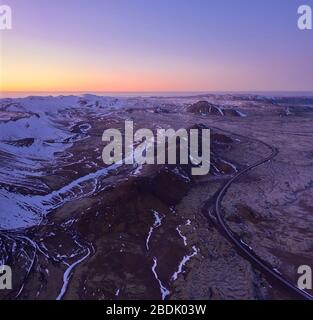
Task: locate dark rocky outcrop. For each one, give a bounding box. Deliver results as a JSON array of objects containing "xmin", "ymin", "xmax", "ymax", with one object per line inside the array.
[{"xmin": 186, "ymin": 101, "xmax": 246, "ymax": 117}]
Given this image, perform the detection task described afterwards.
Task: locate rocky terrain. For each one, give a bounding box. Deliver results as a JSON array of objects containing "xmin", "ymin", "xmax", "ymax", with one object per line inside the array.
[{"xmin": 0, "ymin": 93, "xmax": 313, "ymax": 300}]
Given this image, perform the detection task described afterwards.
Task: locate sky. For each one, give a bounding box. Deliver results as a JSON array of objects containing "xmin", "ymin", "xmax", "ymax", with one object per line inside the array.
[{"xmin": 0, "ymin": 0, "xmax": 313, "ymax": 92}]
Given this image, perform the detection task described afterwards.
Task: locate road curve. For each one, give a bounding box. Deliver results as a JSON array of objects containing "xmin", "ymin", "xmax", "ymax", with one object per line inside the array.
[{"xmin": 210, "ymin": 127, "xmax": 313, "ymax": 300}]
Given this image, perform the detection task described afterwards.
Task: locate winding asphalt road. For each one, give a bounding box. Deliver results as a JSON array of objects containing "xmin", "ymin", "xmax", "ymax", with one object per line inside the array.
[{"xmin": 210, "ymin": 127, "xmax": 313, "ymax": 300}]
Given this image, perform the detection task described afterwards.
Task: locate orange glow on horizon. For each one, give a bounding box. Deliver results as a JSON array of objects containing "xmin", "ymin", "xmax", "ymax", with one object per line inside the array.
[
  {"xmin": 1, "ymin": 1, "xmax": 313, "ymax": 94},
  {"xmin": 0, "ymin": 33, "xmax": 278, "ymax": 93}
]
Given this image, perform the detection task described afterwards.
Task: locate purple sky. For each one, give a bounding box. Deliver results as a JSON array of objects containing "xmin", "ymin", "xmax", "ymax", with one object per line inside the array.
[{"xmin": 1, "ymin": 0, "xmax": 313, "ymax": 91}]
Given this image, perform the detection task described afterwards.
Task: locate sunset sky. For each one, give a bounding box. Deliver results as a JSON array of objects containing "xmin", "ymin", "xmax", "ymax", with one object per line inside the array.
[{"xmin": 1, "ymin": 0, "xmax": 313, "ymax": 92}]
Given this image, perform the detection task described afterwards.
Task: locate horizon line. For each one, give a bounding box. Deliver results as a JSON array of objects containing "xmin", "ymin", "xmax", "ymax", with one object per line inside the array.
[{"xmin": 2, "ymin": 90, "xmax": 313, "ymax": 100}]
